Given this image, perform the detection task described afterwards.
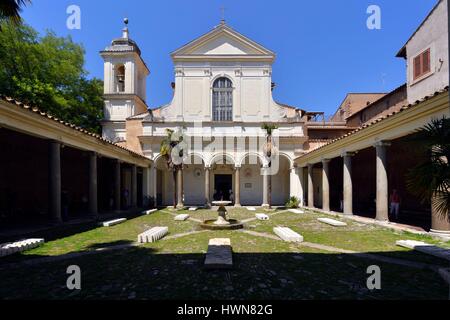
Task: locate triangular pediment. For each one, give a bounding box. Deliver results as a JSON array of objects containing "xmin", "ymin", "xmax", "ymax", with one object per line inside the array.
[{"xmin": 171, "ymin": 23, "xmax": 275, "ymax": 60}]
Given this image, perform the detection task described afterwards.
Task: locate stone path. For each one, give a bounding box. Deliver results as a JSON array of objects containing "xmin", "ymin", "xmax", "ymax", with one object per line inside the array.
[
  {"xmin": 241, "ymin": 210, "xmax": 288, "ymax": 224},
  {"xmin": 163, "ymin": 230, "xmax": 210, "ymax": 241},
  {"xmin": 161, "ymin": 210, "xmax": 203, "ymax": 223},
  {"xmin": 204, "ymin": 238, "xmax": 233, "ymax": 269},
  {"xmin": 239, "ymin": 230, "xmax": 437, "ymax": 271}
]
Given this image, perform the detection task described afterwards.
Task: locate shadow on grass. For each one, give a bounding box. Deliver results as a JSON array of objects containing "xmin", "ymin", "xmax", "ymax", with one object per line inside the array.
[
  {"xmin": 0, "ymin": 209, "xmax": 151, "ymax": 244},
  {"xmin": 0, "ymin": 245, "xmax": 448, "ymax": 300}
]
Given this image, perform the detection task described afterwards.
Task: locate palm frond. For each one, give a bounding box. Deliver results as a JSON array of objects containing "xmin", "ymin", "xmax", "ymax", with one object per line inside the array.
[{"xmin": 0, "ymin": 0, "xmax": 31, "ymax": 24}]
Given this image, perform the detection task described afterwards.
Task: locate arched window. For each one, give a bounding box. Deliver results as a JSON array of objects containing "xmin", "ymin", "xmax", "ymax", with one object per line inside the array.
[
  {"xmin": 115, "ymin": 65, "xmax": 125, "ymax": 92},
  {"xmin": 212, "ymin": 77, "xmax": 233, "ymax": 121}
]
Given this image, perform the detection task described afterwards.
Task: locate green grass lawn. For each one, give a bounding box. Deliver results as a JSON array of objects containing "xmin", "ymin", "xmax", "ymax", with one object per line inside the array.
[{"xmin": 1, "ymin": 208, "xmax": 449, "ymax": 300}]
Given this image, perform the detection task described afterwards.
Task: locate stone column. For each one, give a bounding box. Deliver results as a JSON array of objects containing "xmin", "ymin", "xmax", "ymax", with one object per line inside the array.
[
  {"xmin": 343, "ymin": 152, "xmax": 355, "ymax": 215},
  {"xmin": 49, "ymin": 141, "xmax": 62, "ymax": 223},
  {"xmin": 142, "ymin": 166, "xmax": 150, "ymax": 204},
  {"xmin": 289, "ymin": 166, "xmax": 299, "ymax": 199},
  {"xmin": 430, "ymin": 199, "xmax": 450, "ymax": 240},
  {"xmin": 152, "ymin": 165, "xmax": 157, "ymax": 205},
  {"xmin": 176, "ymin": 169, "xmax": 184, "ymax": 209},
  {"xmin": 88, "ymin": 152, "xmax": 98, "ymax": 217},
  {"xmin": 131, "ymin": 165, "xmax": 137, "ymax": 208},
  {"xmin": 205, "ymin": 167, "xmax": 211, "ymax": 208},
  {"xmin": 234, "ymin": 166, "xmax": 241, "ymax": 207},
  {"xmin": 299, "ymin": 167, "xmax": 305, "ymax": 207},
  {"xmin": 322, "ymin": 159, "xmax": 331, "ymax": 212},
  {"xmin": 114, "ymin": 160, "xmax": 121, "ymax": 212},
  {"xmin": 307, "ymin": 163, "xmax": 314, "ymax": 208},
  {"xmin": 262, "ymin": 166, "xmax": 269, "ymax": 208},
  {"xmin": 375, "ymin": 141, "xmax": 390, "ymax": 221}
]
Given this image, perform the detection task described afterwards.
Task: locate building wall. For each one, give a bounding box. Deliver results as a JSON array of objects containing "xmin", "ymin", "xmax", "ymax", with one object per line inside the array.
[
  {"xmin": 406, "ymin": 0, "xmax": 449, "ymax": 103},
  {"xmin": 346, "ymin": 85, "xmax": 408, "ymax": 127}
]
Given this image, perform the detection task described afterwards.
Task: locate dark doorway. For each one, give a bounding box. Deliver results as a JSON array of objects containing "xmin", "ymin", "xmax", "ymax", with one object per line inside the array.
[{"xmin": 214, "ymin": 174, "xmax": 232, "ymax": 201}]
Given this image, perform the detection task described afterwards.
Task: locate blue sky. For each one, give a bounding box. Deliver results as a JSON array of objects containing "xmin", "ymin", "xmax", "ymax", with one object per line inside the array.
[{"xmin": 21, "ymin": 0, "xmax": 438, "ymax": 115}]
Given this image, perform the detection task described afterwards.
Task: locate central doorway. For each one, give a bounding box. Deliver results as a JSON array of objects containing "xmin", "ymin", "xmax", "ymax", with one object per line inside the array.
[{"xmin": 214, "ymin": 174, "xmax": 232, "ymax": 201}]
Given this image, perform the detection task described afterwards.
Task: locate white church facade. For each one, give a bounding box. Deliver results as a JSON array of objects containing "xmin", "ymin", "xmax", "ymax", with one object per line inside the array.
[{"xmin": 100, "ymin": 21, "xmax": 307, "ymax": 207}]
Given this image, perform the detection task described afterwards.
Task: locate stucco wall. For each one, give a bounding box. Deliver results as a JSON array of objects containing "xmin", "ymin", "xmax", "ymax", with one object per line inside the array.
[{"xmin": 406, "ymin": 0, "xmax": 449, "ymax": 103}]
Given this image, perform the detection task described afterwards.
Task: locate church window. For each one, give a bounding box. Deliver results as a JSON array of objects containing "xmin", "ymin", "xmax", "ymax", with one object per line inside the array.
[{"xmin": 212, "ymin": 77, "xmax": 233, "ymax": 121}]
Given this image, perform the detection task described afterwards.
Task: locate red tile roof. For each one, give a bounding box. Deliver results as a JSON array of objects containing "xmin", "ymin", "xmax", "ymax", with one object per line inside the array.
[{"xmin": 0, "ymin": 95, "xmax": 149, "ymax": 160}]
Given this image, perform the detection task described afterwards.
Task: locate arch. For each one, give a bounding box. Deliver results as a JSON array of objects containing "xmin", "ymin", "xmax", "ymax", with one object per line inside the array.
[
  {"xmin": 237, "ymin": 152, "xmax": 268, "ymax": 167},
  {"xmin": 207, "ymin": 153, "xmax": 236, "ymax": 167},
  {"xmin": 210, "ymin": 73, "xmax": 234, "ymax": 88},
  {"xmin": 276, "ymin": 152, "xmax": 294, "ymax": 169},
  {"xmin": 184, "ymin": 152, "xmax": 206, "ymax": 166},
  {"xmin": 115, "ymin": 64, "xmax": 125, "ymax": 92},
  {"xmin": 212, "ymin": 77, "xmax": 233, "ymax": 121}
]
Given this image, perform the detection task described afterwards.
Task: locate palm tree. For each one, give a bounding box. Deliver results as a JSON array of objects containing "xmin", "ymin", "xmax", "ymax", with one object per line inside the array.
[
  {"xmin": 262, "ymin": 123, "xmax": 278, "ymax": 209},
  {"xmin": 160, "ymin": 128, "xmax": 185, "ymax": 209},
  {"xmin": 406, "ymin": 117, "xmax": 450, "ymax": 218},
  {"xmin": 0, "ymin": 0, "xmax": 31, "ymax": 24}
]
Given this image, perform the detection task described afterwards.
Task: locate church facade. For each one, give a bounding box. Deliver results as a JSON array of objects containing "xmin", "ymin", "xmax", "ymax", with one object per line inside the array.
[{"xmin": 100, "ymin": 21, "xmax": 309, "ymax": 207}]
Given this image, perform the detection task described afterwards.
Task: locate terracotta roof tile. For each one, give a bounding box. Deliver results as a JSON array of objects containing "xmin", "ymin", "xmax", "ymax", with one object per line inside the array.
[
  {"xmin": 0, "ymin": 95, "xmax": 149, "ymax": 160},
  {"xmin": 297, "ymin": 87, "xmax": 449, "ymax": 159}
]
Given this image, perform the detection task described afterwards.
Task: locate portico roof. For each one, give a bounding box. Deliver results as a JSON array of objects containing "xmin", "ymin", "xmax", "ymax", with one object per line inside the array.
[
  {"xmin": 295, "ymin": 87, "xmax": 449, "ymax": 165},
  {"xmin": 0, "ymin": 95, "xmax": 151, "ymax": 167}
]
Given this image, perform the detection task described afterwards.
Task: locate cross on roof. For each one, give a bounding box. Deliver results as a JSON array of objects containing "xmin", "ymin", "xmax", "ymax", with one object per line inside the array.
[{"xmin": 220, "ymin": 5, "xmax": 226, "ymax": 23}]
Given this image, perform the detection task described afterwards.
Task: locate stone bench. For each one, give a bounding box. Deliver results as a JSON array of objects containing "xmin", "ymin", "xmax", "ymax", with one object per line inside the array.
[
  {"xmin": 188, "ymin": 207, "xmax": 198, "ymax": 211},
  {"xmin": 204, "ymin": 238, "xmax": 233, "ymax": 269},
  {"xmin": 288, "ymin": 209, "xmax": 304, "ymax": 214},
  {"xmin": 317, "ymin": 217, "xmax": 347, "ymax": 227},
  {"xmin": 255, "ymin": 213, "xmax": 269, "ymax": 221},
  {"xmin": 0, "ymin": 238, "xmax": 45, "ymax": 257},
  {"xmin": 174, "ymin": 214, "xmax": 190, "ymax": 221},
  {"xmin": 396, "ymin": 240, "xmax": 450, "ymax": 261},
  {"xmin": 101, "ymin": 218, "xmax": 126, "ymax": 227},
  {"xmin": 143, "ymin": 209, "xmax": 158, "ymax": 215},
  {"xmin": 138, "ymin": 227, "xmax": 168, "ymax": 243},
  {"xmin": 274, "ymin": 227, "xmax": 304, "ymax": 243},
  {"xmin": 246, "ymin": 207, "xmax": 256, "ymax": 211}
]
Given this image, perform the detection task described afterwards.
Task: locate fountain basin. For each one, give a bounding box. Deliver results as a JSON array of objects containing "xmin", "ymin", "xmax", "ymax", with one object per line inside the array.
[{"xmin": 200, "ymin": 219, "xmax": 244, "ymax": 230}]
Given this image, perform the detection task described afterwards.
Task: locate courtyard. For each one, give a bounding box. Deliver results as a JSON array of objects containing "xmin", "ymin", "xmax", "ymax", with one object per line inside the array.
[{"xmin": 1, "ymin": 207, "xmax": 449, "ymax": 300}]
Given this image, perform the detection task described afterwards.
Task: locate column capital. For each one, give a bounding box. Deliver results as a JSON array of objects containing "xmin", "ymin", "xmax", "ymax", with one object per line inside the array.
[
  {"xmin": 234, "ymin": 165, "xmax": 241, "ymax": 170},
  {"xmin": 374, "ymin": 140, "xmax": 391, "ymax": 148},
  {"xmin": 341, "ymin": 151, "xmax": 356, "ymax": 158},
  {"xmin": 321, "ymin": 158, "xmax": 331, "ymax": 164}
]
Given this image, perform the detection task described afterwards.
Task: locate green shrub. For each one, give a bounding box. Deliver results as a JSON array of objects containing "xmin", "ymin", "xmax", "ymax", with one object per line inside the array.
[{"xmin": 285, "ymin": 196, "xmax": 300, "ymax": 208}]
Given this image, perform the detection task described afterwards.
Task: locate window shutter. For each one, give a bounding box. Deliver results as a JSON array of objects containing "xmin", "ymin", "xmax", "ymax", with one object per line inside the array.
[
  {"xmin": 422, "ymin": 49, "xmax": 430, "ymax": 74},
  {"xmin": 413, "ymin": 55, "xmax": 421, "ymax": 79}
]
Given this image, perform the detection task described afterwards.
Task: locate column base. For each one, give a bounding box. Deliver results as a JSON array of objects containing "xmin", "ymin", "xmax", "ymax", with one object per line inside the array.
[
  {"xmin": 176, "ymin": 204, "xmax": 185, "ymax": 210},
  {"xmin": 343, "ymin": 212, "xmax": 354, "ymax": 216},
  {"xmin": 261, "ymin": 204, "xmax": 270, "ymax": 209},
  {"xmin": 234, "ymin": 204, "xmax": 241, "ymax": 208},
  {"xmin": 429, "ymin": 229, "xmax": 450, "ymax": 241}
]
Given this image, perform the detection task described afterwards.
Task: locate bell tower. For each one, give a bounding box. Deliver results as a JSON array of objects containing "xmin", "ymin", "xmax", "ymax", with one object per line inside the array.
[{"xmin": 100, "ymin": 18, "xmax": 150, "ymax": 143}]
